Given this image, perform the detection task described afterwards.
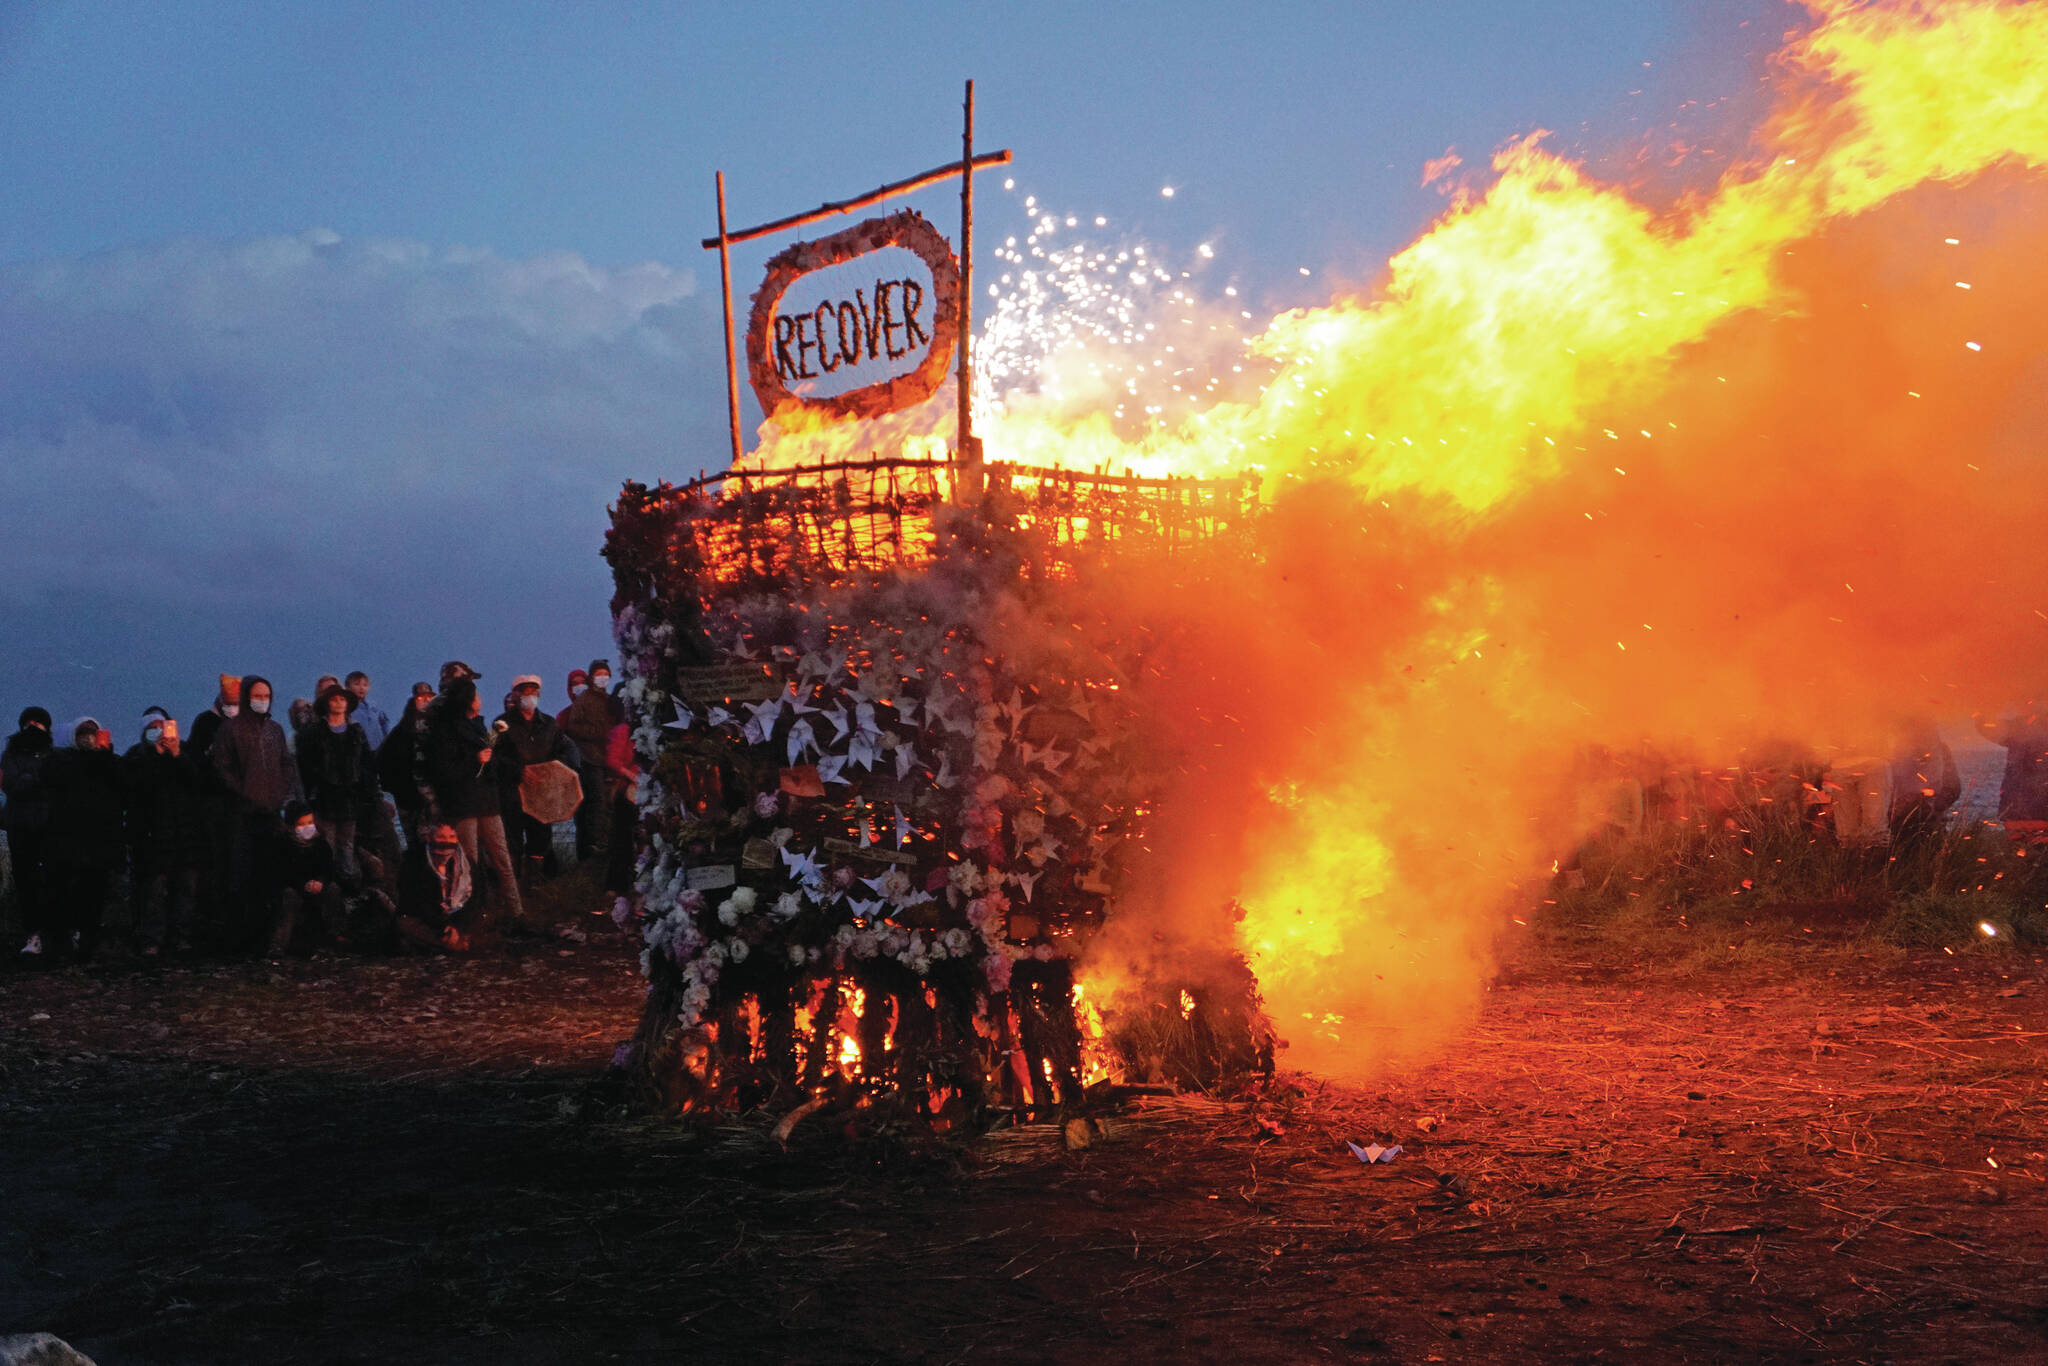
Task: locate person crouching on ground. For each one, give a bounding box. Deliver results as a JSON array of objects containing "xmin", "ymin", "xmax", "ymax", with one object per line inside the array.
[
  {"xmin": 124, "ymin": 711, "xmax": 206, "ymax": 955},
  {"xmin": 393, "ymin": 821, "xmax": 478, "ymax": 952},
  {"xmin": 423, "ymin": 676, "xmax": 526, "ymax": 928},
  {"xmin": 269, "ymin": 800, "xmax": 342, "ymax": 957}
]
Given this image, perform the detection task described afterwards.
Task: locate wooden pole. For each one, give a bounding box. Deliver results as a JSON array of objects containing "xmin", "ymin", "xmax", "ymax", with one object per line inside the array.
[
  {"xmin": 699, "ymin": 151, "xmax": 1011, "ymax": 251},
  {"xmin": 715, "ymin": 171, "xmax": 744, "ymax": 470},
  {"xmin": 957, "ymin": 79, "xmax": 983, "ymax": 501}
]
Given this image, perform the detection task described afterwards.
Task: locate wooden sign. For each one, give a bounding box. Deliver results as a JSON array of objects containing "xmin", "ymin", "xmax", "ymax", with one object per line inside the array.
[
  {"xmin": 823, "ymin": 837, "xmax": 918, "ymax": 867},
  {"xmin": 674, "ymin": 662, "xmax": 781, "ymax": 706},
  {"xmin": 744, "ymin": 210, "xmax": 961, "ymax": 423}
]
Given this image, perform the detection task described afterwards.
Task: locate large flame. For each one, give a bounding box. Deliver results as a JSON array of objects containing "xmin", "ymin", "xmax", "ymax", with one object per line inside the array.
[{"xmin": 745, "ymin": 0, "xmax": 2048, "ymax": 1074}]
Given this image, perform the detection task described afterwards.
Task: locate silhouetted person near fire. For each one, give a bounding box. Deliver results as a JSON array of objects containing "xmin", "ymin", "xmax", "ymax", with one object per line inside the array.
[
  {"xmin": 603, "ymin": 716, "xmax": 639, "ymax": 899},
  {"xmin": 4, "ymin": 707, "xmax": 57, "ymax": 960},
  {"xmin": 1977, "ymin": 702, "xmax": 2048, "ymax": 838},
  {"xmin": 125, "ymin": 710, "xmax": 206, "ymax": 955},
  {"xmin": 1888, "ymin": 717, "xmax": 1961, "ymax": 854}
]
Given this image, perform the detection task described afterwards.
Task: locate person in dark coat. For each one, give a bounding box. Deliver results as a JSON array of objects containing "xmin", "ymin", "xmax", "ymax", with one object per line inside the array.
[
  {"xmin": 392, "ymin": 820, "xmax": 480, "ymax": 952},
  {"xmin": 186, "ymin": 675, "xmax": 241, "ymax": 942},
  {"xmin": 558, "ymin": 663, "xmax": 621, "ymax": 860},
  {"xmin": 377, "ymin": 682, "xmax": 436, "ymax": 843},
  {"xmin": 498, "ymin": 674, "xmax": 580, "ymax": 885},
  {"xmin": 3, "ymin": 707, "xmax": 57, "ymax": 959},
  {"xmin": 1888, "ymin": 717, "xmax": 1962, "ymax": 854},
  {"xmin": 423, "ymin": 676, "xmax": 525, "ymax": 925},
  {"xmin": 124, "ymin": 710, "xmax": 208, "ymax": 954},
  {"xmin": 296, "ymin": 684, "xmax": 377, "ymax": 886},
  {"xmin": 1978, "ymin": 703, "xmax": 2048, "ymax": 832},
  {"xmin": 212, "ymin": 674, "xmax": 298, "ymax": 950},
  {"xmin": 269, "ymin": 800, "xmax": 342, "ymax": 956},
  {"xmin": 43, "ymin": 718, "xmax": 126, "ymax": 962}
]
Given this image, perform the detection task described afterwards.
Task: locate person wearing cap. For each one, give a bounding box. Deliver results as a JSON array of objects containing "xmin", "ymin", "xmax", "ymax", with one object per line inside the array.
[
  {"xmin": 124, "ymin": 710, "xmax": 206, "ymax": 954},
  {"xmin": 42, "ymin": 718, "xmax": 125, "ymax": 962},
  {"xmin": 212, "ymin": 675, "xmax": 299, "ymax": 951},
  {"xmin": 296, "ymin": 684, "xmax": 377, "ymax": 888},
  {"xmin": 187, "ymin": 675, "xmax": 240, "ymax": 762},
  {"xmin": 498, "ymin": 674, "xmax": 580, "ymax": 886},
  {"xmin": 3, "ymin": 707, "xmax": 57, "ymax": 958},
  {"xmin": 422, "ymin": 676, "xmax": 526, "ymax": 927},
  {"xmin": 558, "ymin": 662, "xmax": 622, "ymax": 861}
]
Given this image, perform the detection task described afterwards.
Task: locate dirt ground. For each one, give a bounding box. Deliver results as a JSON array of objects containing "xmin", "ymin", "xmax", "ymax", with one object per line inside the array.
[{"xmin": 5, "ymin": 900, "xmax": 2048, "ymax": 1365}]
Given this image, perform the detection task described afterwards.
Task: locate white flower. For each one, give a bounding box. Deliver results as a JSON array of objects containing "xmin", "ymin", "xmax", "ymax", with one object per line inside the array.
[
  {"xmin": 729, "ymin": 939, "xmax": 750, "ymax": 964},
  {"xmin": 729, "ymin": 887, "xmax": 757, "ymax": 914},
  {"xmin": 787, "ymin": 943, "xmax": 807, "ymax": 966},
  {"xmin": 773, "ymin": 893, "xmax": 802, "ymax": 919},
  {"xmin": 717, "ymin": 899, "xmax": 740, "ymax": 927}
]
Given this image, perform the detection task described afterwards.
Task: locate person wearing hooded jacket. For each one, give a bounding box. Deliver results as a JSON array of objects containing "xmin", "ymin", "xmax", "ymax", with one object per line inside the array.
[
  {"xmin": 3, "ymin": 707, "xmax": 58, "ymax": 958},
  {"xmin": 43, "ymin": 719, "xmax": 126, "ymax": 962},
  {"xmin": 125, "ymin": 710, "xmax": 207, "ymax": 954},
  {"xmin": 422, "ymin": 676, "xmax": 526, "ymax": 926},
  {"xmin": 211, "ymin": 674, "xmax": 298, "ymax": 950}
]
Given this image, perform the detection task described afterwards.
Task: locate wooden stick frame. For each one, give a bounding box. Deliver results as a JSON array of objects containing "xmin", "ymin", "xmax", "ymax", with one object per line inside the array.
[{"xmin": 705, "ymin": 87, "xmax": 1008, "ymax": 495}]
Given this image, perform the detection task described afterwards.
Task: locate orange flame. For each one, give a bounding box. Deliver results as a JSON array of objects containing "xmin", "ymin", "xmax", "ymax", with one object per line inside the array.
[{"xmin": 743, "ymin": 0, "xmax": 2048, "ymax": 1076}]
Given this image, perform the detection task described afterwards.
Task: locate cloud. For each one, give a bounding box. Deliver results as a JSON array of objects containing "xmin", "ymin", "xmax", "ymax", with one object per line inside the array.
[{"xmin": 0, "ymin": 229, "xmax": 727, "ymax": 724}]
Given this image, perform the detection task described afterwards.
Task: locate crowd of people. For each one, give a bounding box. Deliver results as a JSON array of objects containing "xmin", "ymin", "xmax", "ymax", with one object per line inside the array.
[{"xmin": 1, "ymin": 660, "xmax": 639, "ymax": 965}]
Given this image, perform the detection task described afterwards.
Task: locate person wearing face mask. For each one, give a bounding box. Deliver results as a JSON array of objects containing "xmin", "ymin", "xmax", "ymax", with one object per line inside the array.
[
  {"xmin": 497, "ymin": 674, "xmax": 581, "ymax": 887},
  {"xmin": 422, "ymin": 676, "xmax": 526, "ymax": 928},
  {"xmin": 558, "ymin": 662, "xmax": 622, "ymax": 862},
  {"xmin": 187, "ymin": 675, "xmax": 240, "ymax": 762},
  {"xmin": 212, "ymin": 674, "xmax": 299, "ymax": 952},
  {"xmin": 186, "ymin": 675, "xmax": 241, "ymax": 944},
  {"xmin": 124, "ymin": 710, "xmax": 206, "ymax": 955},
  {"xmin": 42, "ymin": 718, "xmax": 126, "ymax": 962},
  {"xmin": 3, "ymin": 707, "xmax": 58, "ymax": 959},
  {"xmin": 268, "ymin": 800, "xmax": 341, "ymax": 957},
  {"xmin": 296, "ymin": 684, "xmax": 377, "ymax": 889}
]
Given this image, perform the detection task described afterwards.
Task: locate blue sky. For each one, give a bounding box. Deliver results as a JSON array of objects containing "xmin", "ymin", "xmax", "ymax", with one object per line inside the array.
[{"xmin": 0, "ymin": 0, "xmax": 1786, "ymax": 732}]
